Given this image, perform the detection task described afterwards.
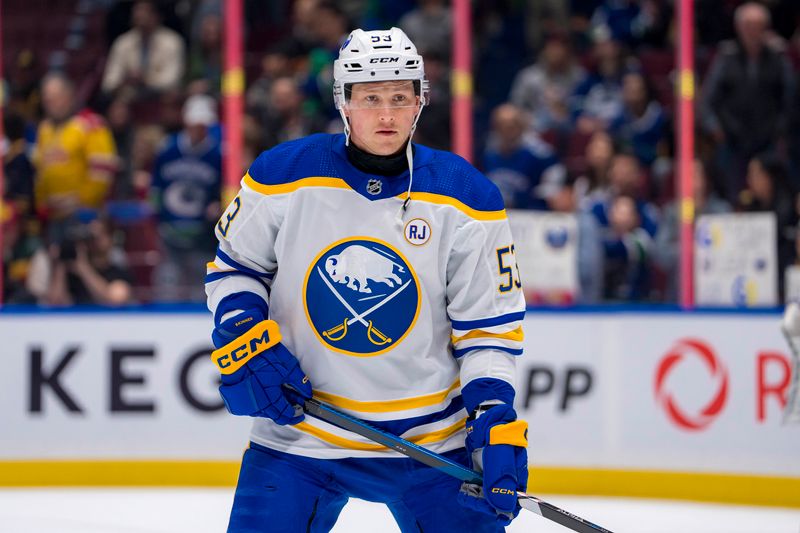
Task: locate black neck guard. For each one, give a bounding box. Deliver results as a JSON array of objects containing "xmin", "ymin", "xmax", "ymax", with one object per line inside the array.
[{"xmin": 346, "ymin": 140, "xmax": 413, "ymax": 177}]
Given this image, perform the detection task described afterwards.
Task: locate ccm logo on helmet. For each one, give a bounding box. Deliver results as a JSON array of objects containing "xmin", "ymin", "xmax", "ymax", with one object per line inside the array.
[{"xmin": 370, "ymin": 57, "xmax": 399, "ymax": 63}]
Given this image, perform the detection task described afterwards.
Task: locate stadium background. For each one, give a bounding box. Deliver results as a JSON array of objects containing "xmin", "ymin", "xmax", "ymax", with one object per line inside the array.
[{"xmin": 0, "ymin": 0, "xmax": 798, "ymax": 523}]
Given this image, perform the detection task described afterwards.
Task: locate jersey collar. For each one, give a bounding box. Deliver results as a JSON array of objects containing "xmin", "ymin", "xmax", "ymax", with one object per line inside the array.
[{"xmin": 331, "ymin": 134, "xmax": 421, "ymax": 202}]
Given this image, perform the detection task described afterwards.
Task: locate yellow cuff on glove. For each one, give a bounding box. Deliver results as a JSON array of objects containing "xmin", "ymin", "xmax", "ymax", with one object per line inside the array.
[
  {"xmin": 211, "ymin": 319, "xmax": 282, "ymax": 374},
  {"xmin": 488, "ymin": 419, "xmax": 528, "ymax": 447}
]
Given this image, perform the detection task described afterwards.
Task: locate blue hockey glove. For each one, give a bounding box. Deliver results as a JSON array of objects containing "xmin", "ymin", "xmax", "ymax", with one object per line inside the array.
[
  {"xmin": 457, "ymin": 403, "xmax": 529, "ymax": 525},
  {"xmin": 211, "ymin": 308, "xmax": 312, "ymax": 425}
]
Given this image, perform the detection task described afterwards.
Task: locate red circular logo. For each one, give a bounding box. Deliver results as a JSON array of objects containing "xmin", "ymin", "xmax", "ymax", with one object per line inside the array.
[{"xmin": 654, "ymin": 338, "xmax": 728, "ymax": 431}]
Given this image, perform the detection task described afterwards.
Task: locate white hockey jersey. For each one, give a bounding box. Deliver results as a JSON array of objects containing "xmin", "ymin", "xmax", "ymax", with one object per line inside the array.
[{"xmin": 206, "ymin": 133, "xmax": 525, "ymax": 459}]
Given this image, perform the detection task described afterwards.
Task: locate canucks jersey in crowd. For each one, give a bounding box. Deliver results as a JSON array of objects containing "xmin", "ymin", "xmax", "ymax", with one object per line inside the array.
[
  {"xmin": 483, "ymin": 132, "xmax": 566, "ymax": 210},
  {"xmin": 206, "ymin": 133, "xmax": 525, "ymax": 459},
  {"xmin": 151, "ymin": 130, "xmax": 222, "ymax": 250}
]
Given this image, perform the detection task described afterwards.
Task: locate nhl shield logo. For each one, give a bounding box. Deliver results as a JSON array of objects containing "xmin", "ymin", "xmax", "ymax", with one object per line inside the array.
[
  {"xmin": 304, "ymin": 237, "xmax": 420, "ymax": 356},
  {"xmin": 366, "ymin": 179, "xmax": 383, "ymax": 195}
]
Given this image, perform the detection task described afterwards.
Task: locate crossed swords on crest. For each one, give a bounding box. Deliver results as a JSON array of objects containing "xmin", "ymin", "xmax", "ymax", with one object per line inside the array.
[{"xmin": 316, "ymin": 266, "xmax": 412, "ymax": 346}]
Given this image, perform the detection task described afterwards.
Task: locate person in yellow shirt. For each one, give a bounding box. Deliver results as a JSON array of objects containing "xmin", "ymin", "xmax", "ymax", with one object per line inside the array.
[{"xmin": 33, "ymin": 73, "xmax": 119, "ymax": 221}]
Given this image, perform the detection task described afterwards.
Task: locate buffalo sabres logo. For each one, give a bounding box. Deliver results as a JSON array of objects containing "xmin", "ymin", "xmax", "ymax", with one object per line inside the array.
[
  {"xmin": 304, "ymin": 237, "xmax": 420, "ymax": 356},
  {"xmin": 366, "ymin": 179, "xmax": 383, "ymax": 195}
]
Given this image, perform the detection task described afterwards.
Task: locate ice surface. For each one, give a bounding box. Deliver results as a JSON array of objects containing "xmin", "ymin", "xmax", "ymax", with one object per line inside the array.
[{"xmin": 0, "ymin": 488, "xmax": 798, "ymax": 533}]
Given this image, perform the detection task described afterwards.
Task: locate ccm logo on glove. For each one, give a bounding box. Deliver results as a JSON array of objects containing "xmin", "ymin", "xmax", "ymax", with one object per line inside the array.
[{"xmin": 212, "ymin": 320, "xmax": 282, "ymax": 374}]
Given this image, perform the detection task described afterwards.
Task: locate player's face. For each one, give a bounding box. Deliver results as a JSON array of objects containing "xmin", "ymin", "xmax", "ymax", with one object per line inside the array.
[{"xmin": 345, "ymin": 81, "xmax": 420, "ymax": 156}]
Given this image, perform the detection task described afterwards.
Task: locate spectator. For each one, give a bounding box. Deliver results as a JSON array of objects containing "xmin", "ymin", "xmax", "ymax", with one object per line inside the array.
[
  {"xmin": 524, "ymin": 0, "xmax": 569, "ymax": 52},
  {"xmin": 652, "ymin": 159, "xmax": 732, "ymax": 301},
  {"xmin": 101, "ymin": 0, "xmax": 186, "ymax": 97},
  {"xmin": 303, "ymin": 2, "xmax": 350, "ymax": 121},
  {"xmin": 607, "ymin": 151, "xmax": 650, "ymax": 200},
  {"xmin": 738, "ymin": 153, "xmax": 798, "ymax": 300},
  {"xmin": 1, "ymin": 199, "xmax": 17, "ymax": 296},
  {"xmin": 588, "ymin": 153, "xmax": 659, "ymax": 301},
  {"xmin": 280, "ymin": 0, "xmax": 322, "ymax": 58},
  {"xmin": 574, "ymin": 130, "xmax": 616, "ymax": 206},
  {"xmin": 1, "ymin": 198, "xmax": 37, "ymax": 304},
  {"xmin": 242, "ymin": 114, "xmax": 265, "ymax": 173},
  {"xmin": 188, "ymin": 0, "xmax": 221, "ymax": 44},
  {"xmin": 129, "ymin": 125, "xmax": 166, "ymax": 199},
  {"xmin": 398, "ymin": 0, "xmax": 452, "ymax": 57},
  {"xmin": 473, "ymin": 1, "xmax": 528, "ymax": 110},
  {"xmin": 570, "ymin": 33, "xmax": 631, "ymax": 135},
  {"xmin": 483, "ymin": 103, "xmax": 566, "ymax": 210},
  {"xmin": 589, "ymin": 0, "xmax": 661, "ymax": 48},
  {"xmin": 33, "ymin": 73, "xmax": 118, "ymax": 223},
  {"xmin": 246, "ymin": 45, "xmax": 294, "ymax": 120},
  {"xmin": 568, "ymin": 0, "xmax": 606, "ymax": 52},
  {"xmin": 3, "ymin": 112, "xmax": 40, "ymax": 304},
  {"xmin": 187, "ymin": 10, "xmax": 222, "ymax": 96},
  {"xmin": 699, "ymin": 2, "xmax": 794, "ymax": 203},
  {"xmin": 150, "ymin": 95, "xmax": 222, "ymax": 302},
  {"xmin": 158, "ymin": 89, "xmax": 185, "ymax": 135},
  {"xmin": 105, "ymin": 93, "xmax": 136, "ymax": 199},
  {"xmin": 31, "ymin": 217, "xmax": 133, "ymax": 307},
  {"xmin": 3, "ymin": 112, "xmax": 35, "ymax": 217},
  {"xmin": 608, "ymin": 70, "xmax": 666, "ymax": 166},
  {"xmin": 412, "ymin": 52, "xmax": 451, "ymax": 150},
  {"xmin": 789, "ymin": 71, "xmax": 800, "ymax": 192},
  {"xmin": 546, "ymin": 179, "xmax": 605, "ymax": 303},
  {"xmin": 260, "ymin": 77, "xmax": 327, "ymax": 150},
  {"xmin": 509, "ymin": 33, "xmax": 586, "ymax": 134},
  {"xmin": 6, "ymin": 49, "xmax": 41, "ymax": 125}
]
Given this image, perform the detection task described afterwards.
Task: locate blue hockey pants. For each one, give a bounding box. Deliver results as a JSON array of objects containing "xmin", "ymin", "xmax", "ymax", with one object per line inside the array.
[{"xmin": 227, "ymin": 442, "xmax": 505, "ymax": 532}]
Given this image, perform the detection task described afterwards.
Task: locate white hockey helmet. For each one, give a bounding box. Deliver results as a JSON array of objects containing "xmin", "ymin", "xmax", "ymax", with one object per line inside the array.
[{"xmin": 333, "ymin": 27, "xmax": 429, "ymax": 110}]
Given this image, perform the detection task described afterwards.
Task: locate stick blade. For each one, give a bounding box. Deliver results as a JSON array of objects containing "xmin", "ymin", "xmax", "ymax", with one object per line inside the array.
[{"xmin": 518, "ymin": 493, "xmax": 615, "ymax": 533}]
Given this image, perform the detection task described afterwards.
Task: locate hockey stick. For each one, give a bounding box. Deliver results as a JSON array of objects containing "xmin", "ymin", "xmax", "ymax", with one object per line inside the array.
[
  {"xmin": 288, "ymin": 390, "xmax": 614, "ymax": 533},
  {"xmin": 780, "ymin": 303, "xmax": 800, "ymax": 424}
]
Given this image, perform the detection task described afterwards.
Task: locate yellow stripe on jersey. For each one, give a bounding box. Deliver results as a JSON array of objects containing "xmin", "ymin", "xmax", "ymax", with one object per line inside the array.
[
  {"xmin": 295, "ymin": 417, "xmax": 466, "ymax": 451},
  {"xmin": 313, "ymin": 379, "xmax": 461, "ymax": 413},
  {"xmin": 399, "ymin": 191, "xmax": 507, "ymax": 221},
  {"xmin": 206, "ymin": 261, "xmax": 225, "ymax": 273},
  {"xmin": 451, "ymin": 326, "xmax": 524, "ymax": 344},
  {"xmin": 244, "ymin": 173, "xmax": 350, "ymax": 195},
  {"xmin": 242, "ymin": 173, "xmax": 505, "ymax": 221}
]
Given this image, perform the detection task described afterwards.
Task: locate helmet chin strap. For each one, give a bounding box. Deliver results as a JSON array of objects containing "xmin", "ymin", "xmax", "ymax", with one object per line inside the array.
[
  {"xmin": 395, "ymin": 108, "xmax": 423, "ymax": 229},
  {"xmin": 339, "ymin": 107, "xmax": 352, "ymax": 146}
]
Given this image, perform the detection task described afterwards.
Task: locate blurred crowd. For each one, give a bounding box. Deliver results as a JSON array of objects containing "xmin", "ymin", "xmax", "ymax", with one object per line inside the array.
[{"xmin": 3, "ymin": 0, "xmax": 800, "ymax": 307}]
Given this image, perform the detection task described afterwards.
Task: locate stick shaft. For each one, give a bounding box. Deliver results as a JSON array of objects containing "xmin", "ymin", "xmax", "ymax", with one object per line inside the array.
[{"xmin": 297, "ymin": 395, "xmax": 615, "ymax": 533}]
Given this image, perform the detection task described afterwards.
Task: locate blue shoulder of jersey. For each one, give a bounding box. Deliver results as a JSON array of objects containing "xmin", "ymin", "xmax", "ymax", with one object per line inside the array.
[
  {"xmin": 156, "ymin": 134, "xmax": 182, "ymax": 161},
  {"xmin": 247, "ymin": 133, "xmax": 338, "ymax": 186},
  {"xmin": 413, "ymin": 145, "xmax": 505, "ymax": 213}
]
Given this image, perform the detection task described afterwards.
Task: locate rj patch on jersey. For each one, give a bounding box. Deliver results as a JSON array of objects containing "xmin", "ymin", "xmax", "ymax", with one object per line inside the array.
[{"xmin": 304, "ymin": 237, "xmax": 420, "ymax": 356}]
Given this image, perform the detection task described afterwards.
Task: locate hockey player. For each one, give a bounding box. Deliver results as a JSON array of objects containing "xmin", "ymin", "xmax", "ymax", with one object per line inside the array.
[{"xmin": 206, "ymin": 27, "xmax": 528, "ymax": 532}]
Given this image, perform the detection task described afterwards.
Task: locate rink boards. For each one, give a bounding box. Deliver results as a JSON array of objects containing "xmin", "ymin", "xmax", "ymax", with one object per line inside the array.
[{"xmin": 0, "ymin": 307, "xmax": 798, "ymax": 507}]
